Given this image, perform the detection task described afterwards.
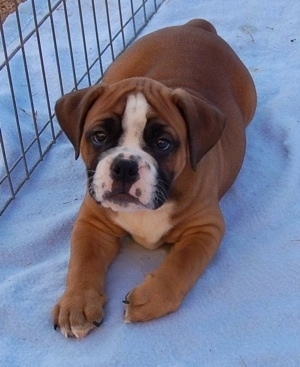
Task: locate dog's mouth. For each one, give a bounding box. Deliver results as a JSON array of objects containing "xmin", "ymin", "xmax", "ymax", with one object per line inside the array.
[{"xmin": 101, "ymin": 190, "xmax": 149, "ymax": 211}]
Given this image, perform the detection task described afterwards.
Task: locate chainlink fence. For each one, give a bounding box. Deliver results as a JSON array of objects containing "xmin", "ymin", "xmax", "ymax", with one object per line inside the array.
[{"xmin": 0, "ymin": 0, "xmax": 164, "ymax": 215}]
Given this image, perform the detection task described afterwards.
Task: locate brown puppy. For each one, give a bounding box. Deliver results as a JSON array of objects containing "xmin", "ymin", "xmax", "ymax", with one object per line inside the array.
[{"xmin": 53, "ymin": 19, "xmax": 256, "ymax": 338}]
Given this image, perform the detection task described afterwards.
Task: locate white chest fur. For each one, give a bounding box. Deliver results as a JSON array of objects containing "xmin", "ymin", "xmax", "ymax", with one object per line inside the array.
[{"xmin": 112, "ymin": 203, "xmax": 174, "ymax": 249}]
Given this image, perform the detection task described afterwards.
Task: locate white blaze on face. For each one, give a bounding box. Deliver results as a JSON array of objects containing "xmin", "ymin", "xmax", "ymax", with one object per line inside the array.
[
  {"xmin": 92, "ymin": 92, "xmax": 159, "ymax": 212},
  {"xmin": 121, "ymin": 93, "xmax": 149, "ymax": 149}
]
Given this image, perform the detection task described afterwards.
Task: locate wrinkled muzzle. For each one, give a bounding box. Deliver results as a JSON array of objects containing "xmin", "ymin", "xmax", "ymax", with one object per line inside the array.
[{"xmin": 89, "ymin": 149, "xmax": 168, "ymax": 212}]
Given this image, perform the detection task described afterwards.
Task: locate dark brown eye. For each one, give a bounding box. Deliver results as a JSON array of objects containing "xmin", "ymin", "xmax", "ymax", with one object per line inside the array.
[
  {"xmin": 91, "ymin": 131, "xmax": 107, "ymax": 145},
  {"xmin": 155, "ymin": 138, "xmax": 172, "ymax": 151}
]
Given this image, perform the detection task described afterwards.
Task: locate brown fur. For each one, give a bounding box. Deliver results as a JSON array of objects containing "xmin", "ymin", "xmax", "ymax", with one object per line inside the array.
[{"xmin": 52, "ymin": 19, "xmax": 256, "ymax": 338}]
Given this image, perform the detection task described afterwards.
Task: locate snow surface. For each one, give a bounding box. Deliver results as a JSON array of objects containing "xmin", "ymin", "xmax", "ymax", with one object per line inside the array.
[{"xmin": 1, "ymin": 0, "xmax": 300, "ymax": 366}]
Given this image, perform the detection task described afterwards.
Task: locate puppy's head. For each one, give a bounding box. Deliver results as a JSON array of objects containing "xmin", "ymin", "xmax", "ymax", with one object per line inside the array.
[{"xmin": 55, "ymin": 78, "xmax": 225, "ymax": 212}]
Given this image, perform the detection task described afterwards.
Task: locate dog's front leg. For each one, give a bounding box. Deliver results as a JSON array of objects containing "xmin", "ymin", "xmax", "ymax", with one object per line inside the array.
[
  {"xmin": 52, "ymin": 209, "xmax": 121, "ymax": 338},
  {"xmin": 124, "ymin": 207, "xmax": 225, "ymax": 323}
]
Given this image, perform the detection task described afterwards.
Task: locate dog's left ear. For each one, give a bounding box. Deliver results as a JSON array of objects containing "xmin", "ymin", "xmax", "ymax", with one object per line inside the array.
[
  {"xmin": 173, "ymin": 89, "xmax": 226, "ymax": 170},
  {"xmin": 55, "ymin": 85, "xmax": 105, "ymax": 159}
]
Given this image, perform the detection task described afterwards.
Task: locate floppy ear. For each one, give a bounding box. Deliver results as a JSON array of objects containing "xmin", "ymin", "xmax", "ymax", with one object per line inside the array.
[
  {"xmin": 55, "ymin": 85, "xmax": 105, "ymax": 159},
  {"xmin": 172, "ymin": 89, "xmax": 226, "ymax": 170}
]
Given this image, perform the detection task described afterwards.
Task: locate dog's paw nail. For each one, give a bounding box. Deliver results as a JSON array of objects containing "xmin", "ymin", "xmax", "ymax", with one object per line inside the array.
[
  {"xmin": 93, "ymin": 319, "xmax": 103, "ymax": 328},
  {"xmin": 54, "ymin": 324, "xmax": 58, "ymax": 331},
  {"xmin": 122, "ymin": 292, "xmax": 130, "ymax": 304}
]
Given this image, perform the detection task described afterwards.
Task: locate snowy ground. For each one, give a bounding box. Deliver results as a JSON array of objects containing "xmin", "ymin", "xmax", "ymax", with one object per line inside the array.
[{"xmin": 1, "ymin": 0, "xmax": 300, "ymax": 366}]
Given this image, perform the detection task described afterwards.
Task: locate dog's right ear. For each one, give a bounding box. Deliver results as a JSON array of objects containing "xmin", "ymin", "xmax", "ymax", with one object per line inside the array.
[{"xmin": 55, "ymin": 85, "xmax": 105, "ymax": 159}]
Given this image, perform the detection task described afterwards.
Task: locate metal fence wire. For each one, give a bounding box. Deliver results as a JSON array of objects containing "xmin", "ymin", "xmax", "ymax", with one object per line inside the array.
[{"xmin": 0, "ymin": 0, "xmax": 164, "ymax": 216}]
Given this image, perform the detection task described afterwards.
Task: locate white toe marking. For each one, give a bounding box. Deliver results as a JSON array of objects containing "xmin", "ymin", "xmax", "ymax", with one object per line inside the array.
[
  {"xmin": 60, "ymin": 327, "xmax": 69, "ymax": 338},
  {"xmin": 124, "ymin": 306, "xmax": 132, "ymax": 324}
]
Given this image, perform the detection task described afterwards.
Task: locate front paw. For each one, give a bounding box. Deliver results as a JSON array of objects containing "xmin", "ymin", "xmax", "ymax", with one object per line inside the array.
[
  {"xmin": 123, "ymin": 273, "xmax": 183, "ymax": 323},
  {"xmin": 52, "ymin": 288, "xmax": 106, "ymax": 338}
]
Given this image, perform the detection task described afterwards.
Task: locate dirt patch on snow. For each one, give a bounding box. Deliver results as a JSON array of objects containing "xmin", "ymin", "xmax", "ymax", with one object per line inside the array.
[{"xmin": 0, "ymin": 0, "xmax": 26, "ymax": 23}]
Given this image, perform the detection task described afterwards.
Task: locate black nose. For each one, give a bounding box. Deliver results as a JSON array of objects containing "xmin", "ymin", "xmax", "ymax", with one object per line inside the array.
[{"xmin": 111, "ymin": 159, "xmax": 139, "ymax": 183}]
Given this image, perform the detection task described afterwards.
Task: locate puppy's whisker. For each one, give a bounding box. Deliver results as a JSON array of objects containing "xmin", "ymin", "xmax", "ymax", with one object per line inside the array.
[
  {"xmin": 153, "ymin": 178, "xmax": 169, "ymax": 206},
  {"xmin": 86, "ymin": 169, "xmax": 97, "ymax": 197}
]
